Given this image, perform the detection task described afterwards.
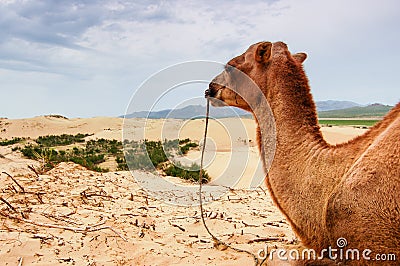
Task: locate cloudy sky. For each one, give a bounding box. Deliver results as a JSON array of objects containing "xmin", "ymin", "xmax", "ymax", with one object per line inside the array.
[{"xmin": 1, "ymin": 0, "xmax": 399, "ymax": 118}]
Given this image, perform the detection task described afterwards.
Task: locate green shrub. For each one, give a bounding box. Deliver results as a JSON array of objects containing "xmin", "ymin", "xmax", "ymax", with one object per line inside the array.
[
  {"xmin": 179, "ymin": 138, "xmax": 190, "ymax": 145},
  {"xmin": 165, "ymin": 162, "xmax": 209, "ymax": 183},
  {"xmin": 145, "ymin": 140, "xmax": 168, "ymax": 167},
  {"xmin": 36, "ymin": 133, "xmax": 90, "ymax": 147},
  {"xmin": 19, "ymin": 134, "xmax": 209, "ymax": 182},
  {"xmin": 0, "ymin": 137, "xmax": 24, "ymax": 146}
]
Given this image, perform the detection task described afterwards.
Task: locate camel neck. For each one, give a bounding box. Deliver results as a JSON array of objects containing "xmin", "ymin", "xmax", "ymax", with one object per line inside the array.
[
  {"xmin": 256, "ymin": 65, "xmax": 337, "ymax": 248},
  {"xmin": 267, "ymin": 63, "xmax": 326, "ymax": 148}
]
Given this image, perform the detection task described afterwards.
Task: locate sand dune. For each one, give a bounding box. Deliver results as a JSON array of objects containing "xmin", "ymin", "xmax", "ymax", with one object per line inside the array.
[
  {"xmin": 0, "ymin": 116, "xmax": 123, "ymax": 140},
  {"xmin": 1, "ymin": 116, "xmax": 367, "ymax": 145},
  {"xmin": 0, "ymin": 116, "xmax": 368, "ymax": 265}
]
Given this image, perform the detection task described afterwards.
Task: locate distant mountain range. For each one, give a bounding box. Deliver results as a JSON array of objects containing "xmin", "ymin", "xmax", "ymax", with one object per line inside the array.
[
  {"xmin": 123, "ymin": 104, "xmax": 249, "ymax": 119},
  {"xmin": 123, "ymin": 101, "xmax": 394, "ymax": 119},
  {"xmin": 318, "ymin": 103, "xmax": 393, "ymax": 118},
  {"xmin": 316, "ymin": 100, "xmax": 361, "ymax": 112}
]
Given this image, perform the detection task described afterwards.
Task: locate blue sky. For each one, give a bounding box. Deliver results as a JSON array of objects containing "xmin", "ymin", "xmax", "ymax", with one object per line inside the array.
[{"xmin": 0, "ymin": 0, "xmax": 399, "ymax": 118}]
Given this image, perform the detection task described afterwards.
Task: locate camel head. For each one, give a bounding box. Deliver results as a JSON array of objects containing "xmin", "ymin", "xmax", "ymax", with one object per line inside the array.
[{"xmin": 205, "ymin": 41, "xmax": 307, "ymax": 112}]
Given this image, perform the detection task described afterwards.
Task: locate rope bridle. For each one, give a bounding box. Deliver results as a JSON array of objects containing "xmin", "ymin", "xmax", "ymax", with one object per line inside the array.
[{"xmin": 198, "ymin": 98, "xmax": 264, "ymax": 266}]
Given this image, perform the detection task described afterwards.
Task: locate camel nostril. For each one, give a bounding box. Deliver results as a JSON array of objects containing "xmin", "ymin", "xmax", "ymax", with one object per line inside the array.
[
  {"xmin": 205, "ymin": 89, "xmax": 211, "ymax": 98},
  {"xmin": 207, "ymin": 82, "xmax": 224, "ymax": 98},
  {"xmin": 205, "ymin": 83, "xmax": 218, "ymax": 98}
]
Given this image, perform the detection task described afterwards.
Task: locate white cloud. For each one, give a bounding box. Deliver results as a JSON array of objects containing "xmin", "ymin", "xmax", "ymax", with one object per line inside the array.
[{"xmin": 0, "ymin": 0, "xmax": 399, "ymax": 118}]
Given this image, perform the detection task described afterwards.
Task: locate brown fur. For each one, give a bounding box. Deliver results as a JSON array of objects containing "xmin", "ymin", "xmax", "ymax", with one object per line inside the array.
[{"xmin": 207, "ymin": 41, "xmax": 400, "ymax": 264}]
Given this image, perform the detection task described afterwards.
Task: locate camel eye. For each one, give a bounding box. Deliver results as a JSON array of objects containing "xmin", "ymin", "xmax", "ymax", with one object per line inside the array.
[{"xmin": 225, "ymin": 65, "xmax": 234, "ymax": 74}]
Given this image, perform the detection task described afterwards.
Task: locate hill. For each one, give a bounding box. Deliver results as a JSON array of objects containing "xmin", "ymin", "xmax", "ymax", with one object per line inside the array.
[
  {"xmin": 315, "ymin": 100, "xmax": 361, "ymax": 111},
  {"xmin": 123, "ymin": 101, "xmax": 357, "ymax": 119},
  {"xmin": 123, "ymin": 104, "xmax": 250, "ymax": 119},
  {"xmin": 318, "ymin": 103, "xmax": 393, "ymax": 118},
  {"xmin": 123, "ymin": 102, "xmax": 393, "ymax": 119}
]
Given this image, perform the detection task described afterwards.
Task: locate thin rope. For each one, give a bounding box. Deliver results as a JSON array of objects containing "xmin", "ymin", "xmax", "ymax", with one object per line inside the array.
[{"xmin": 199, "ymin": 98, "xmax": 262, "ymax": 266}]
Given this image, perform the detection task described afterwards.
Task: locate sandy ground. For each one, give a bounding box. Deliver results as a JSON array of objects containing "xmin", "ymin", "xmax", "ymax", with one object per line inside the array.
[
  {"xmin": 0, "ymin": 116, "xmax": 368, "ymax": 265},
  {"xmin": 0, "ymin": 116, "xmax": 367, "ymax": 145}
]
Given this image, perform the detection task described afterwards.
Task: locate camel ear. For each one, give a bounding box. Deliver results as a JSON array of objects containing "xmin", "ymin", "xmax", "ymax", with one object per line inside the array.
[
  {"xmin": 255, "ymin": 42, "xmax": 272, "ymax": 63},
  {"xmin": 293, "ymin": 53, "xmax": 307, "ymax": 64}
]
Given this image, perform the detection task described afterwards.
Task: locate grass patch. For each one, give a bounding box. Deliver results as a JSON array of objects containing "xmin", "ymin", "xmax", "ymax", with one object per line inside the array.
[
  {"xmin": 20, "ymin": 143, "xmax": 110, "ymax": 172},
  {"xmin": 0, "ymin": 137, "xmax": 25, "ymax": 146},
  {"xmin": 318, "ymin": 120, "xmax": 379, "ymax": 127},
  {"xmin": 318, "ymin": 104, "xmax": 392, "ymax": 118},
  {"xmin": 35, "ymin": 133, "xmax": 90, "ymax": 146},
  {"xmin": 180, "ymin": 142, "xmax": 198, "ymax": 155},
  {"xmin": 122, "ymin": 139, "xmax": 209, "ymax": 183},
  {"xmin": 165, "ymin": 162, "xmax": 209, "ymax": 183},
  {"xmin": 16, "ymin": 134, "xmax": 208, "ymax": 183}
]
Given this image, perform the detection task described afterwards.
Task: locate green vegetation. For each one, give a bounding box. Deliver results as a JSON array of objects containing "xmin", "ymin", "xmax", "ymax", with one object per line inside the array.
[
  {"xmin": 20, "ymin": 139, "xmax": 112, "ymax": 172},
  {"xmin": 35, "ymin": 133, "xmax": 90, "ymax": 146},
  {"xmin": 165, "ymin": 162, "xmax": 209, "ymax": 183},
  {"xmin": 179, "ymin": 138, "xmax": 199, "ymax": 155},
  {"xmin": 0, "ymin": 137, "xmax": 25, "ymax": 146},
  {"xmin": 318, "ymin": 120, "xmax": 379, "ymax": 127},
  {"xmin": 179, "ymin": 138, "xmax": 191, "ymax": 145},
  {"xmin": 318, "ymin": 104, "xmax": 393, "ymax": 118},
  {"xmin": 16, "ymin": 133, "xmax": 208, "ymax": 183},
  {"xmin": 44, "ymin": 114, "xmax": 68, "ymax": 119},
  {"xmin": 122, "ymin": 139, "xmax": 209, "ymax": 183}
]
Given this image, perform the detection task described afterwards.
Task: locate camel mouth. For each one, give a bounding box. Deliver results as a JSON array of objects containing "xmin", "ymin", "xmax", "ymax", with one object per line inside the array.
[{"xmin": 205, "ymin": 88, "xmax": 226, "ymax": 107}]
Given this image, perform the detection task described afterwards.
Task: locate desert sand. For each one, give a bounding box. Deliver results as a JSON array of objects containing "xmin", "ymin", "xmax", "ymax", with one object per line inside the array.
[{"xmin": 0, "ymin": 116, "xmax": 368, "ymax": 265}]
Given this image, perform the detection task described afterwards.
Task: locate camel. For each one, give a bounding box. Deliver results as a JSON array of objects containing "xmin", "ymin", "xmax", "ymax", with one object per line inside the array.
[{"xmin": 206, "ymin": 41, "xmax": 400, "ymax": 264}]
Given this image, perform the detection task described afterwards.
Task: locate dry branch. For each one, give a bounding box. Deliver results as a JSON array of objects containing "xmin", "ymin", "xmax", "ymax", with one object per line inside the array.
[
  {"xmin": 170, "ymin": 223, "xmax": 185, "ymax": 232},
  {"xmin": 242, "ymin": 221, "xmax": 259, "ymax": 227},
  {"xmin": 168, "ymin": 219, "xmax": 186, "ymax": 231},
  {"xmin": 2, "ymin": 171, "xmax": 25, "ymax": 193},
  {"xmin": 0, "ymin": 210, "xmax": 128, "ymax": 242},
  {"xmin": 247, "ymin": 237, "xmax": 286, "ymax": 244},
  {"xmin": 27, "ymin": 165, "xmax": 39, "ymax": 177},
  {"xmin": 40, "ymin": 212, "xmax": 83, "ymax": 226},
  {"xmin": 0, "ymin": 197, "xmax": 17, "ymax": 212},
  {"xmin": 258, "ymin": 186, "xmax": 267, "ymax": 196},
  {"xmin": 36, "ymin": 193, "xmax": 44, "ymax": 204},
  {"xmin": 17, "ymin": 257, "xmax": 23, "ymax": 266}
]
